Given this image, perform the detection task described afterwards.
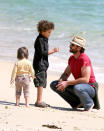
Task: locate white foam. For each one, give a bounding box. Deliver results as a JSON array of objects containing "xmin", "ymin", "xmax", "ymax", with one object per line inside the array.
[
  {"xmin": 57, "ymin": 33, "xmax": 65, "ymax": 38},
  {"xmin": 48, "ymin": 55, "xmax": 67, "ymax": 73}
]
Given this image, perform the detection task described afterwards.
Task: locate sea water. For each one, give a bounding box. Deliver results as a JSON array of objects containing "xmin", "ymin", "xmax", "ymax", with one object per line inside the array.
[{"xmin": 0, "ymin": 0, "xmax": 104, "ymax": 83}]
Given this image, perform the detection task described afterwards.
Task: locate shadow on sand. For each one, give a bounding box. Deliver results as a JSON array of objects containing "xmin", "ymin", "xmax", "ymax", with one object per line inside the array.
[
  {"xmin": 0, "ymin": 100, "xmax": 83, "ymax": 111},
  {"xmin": 50, "ymin": 105, "xmax": 82, "ymax": 112}
]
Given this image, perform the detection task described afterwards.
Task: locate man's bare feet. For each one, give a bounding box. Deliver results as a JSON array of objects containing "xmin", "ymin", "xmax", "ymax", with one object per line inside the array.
[
  {"xmin": 76, "ymin": 103, "xmax": 83, "ymax": 108},
  {"xmin": 84, "ymin": 104, "xmax": 94, "ymax": 112}
]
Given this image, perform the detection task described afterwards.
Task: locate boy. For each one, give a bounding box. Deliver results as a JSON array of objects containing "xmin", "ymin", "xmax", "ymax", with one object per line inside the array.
[{"xmin": 33, "ymin": 20, "xmax": 59, "ymax": 108}]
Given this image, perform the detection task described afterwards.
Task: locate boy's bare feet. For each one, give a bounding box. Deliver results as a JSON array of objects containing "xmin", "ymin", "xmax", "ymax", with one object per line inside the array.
[{"xmin": 35, "ymin": 101, "xmax": 50, "ymax": 108}]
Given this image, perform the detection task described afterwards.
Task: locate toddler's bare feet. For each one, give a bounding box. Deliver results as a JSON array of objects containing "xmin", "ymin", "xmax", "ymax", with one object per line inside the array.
[
  {"xmin": 15, "ymin": 103, "xmax": 19, "ymax": 106},
  {"xmin": 26, "ymin": 104, "xmax": 30, "ymax": 108}
]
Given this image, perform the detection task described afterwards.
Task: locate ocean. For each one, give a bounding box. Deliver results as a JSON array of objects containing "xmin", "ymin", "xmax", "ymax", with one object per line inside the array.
[{"xmin": 0, "ymin": 0, "xmax": 104, "ymax": 83}]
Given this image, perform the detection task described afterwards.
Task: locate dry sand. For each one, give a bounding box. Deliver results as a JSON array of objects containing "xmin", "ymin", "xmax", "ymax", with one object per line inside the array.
[{"xmin": 0, "ymin": 61, "xmax": 104, "ymax": 131}]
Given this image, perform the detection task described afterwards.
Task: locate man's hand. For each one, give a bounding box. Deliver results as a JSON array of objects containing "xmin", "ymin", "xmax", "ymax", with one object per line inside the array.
[{"xmin": 56, "ymin": 80, "xmax": 68, "ymax": 92}]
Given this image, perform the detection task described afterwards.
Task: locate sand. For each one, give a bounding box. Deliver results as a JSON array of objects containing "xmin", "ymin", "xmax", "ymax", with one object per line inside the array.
[{"xmin": 0, "ymin": 61, "xmax": 104, "ymax": 131}]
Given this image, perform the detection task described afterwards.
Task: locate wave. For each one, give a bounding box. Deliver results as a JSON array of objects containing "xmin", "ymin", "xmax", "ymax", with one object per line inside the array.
[{"xmin": 0, "ymin": 26, "xmax": 36, "ymax": 32}]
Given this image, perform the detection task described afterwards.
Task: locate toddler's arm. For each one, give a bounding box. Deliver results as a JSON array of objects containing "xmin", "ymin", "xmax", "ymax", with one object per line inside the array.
[
  {"xmin": 10, "ymin": 79, "xmax": 14, "ymax": 85},
  {"xmin": 10, "ymin": 62, "xmax": 17, "ymax": 85}
]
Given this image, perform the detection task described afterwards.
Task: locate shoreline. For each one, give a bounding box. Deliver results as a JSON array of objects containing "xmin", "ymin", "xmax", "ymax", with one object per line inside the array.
[{"xmin": 0, "ymin": 58, "xmax": 104, "ymax": 85}]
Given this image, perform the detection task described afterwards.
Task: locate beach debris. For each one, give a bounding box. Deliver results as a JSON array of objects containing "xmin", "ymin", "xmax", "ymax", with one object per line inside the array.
[
  {"xmin": 5, "ymin": 106, "xmax": 8, "ymax": 109},
  {"xmin": 6, "ymin": 121, "xmax": 8, "ymax": 124},
  {"xmin": 74, "ymin": 126, "xmax": 80, "ymax": 131},
  {"xmin": 42, "ymin": 124, "xmax": 62, "ymax": 129}
]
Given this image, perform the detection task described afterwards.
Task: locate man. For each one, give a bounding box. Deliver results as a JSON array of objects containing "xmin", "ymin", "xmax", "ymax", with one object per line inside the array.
[{"xmin": 50, "ymin": 36, "xmax": 100, "ymax": 111}]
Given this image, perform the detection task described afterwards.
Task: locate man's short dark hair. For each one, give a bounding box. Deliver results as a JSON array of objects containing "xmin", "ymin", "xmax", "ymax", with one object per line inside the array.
[
  {"xmin": 37, "ymin": 20, "xmax": 54, "ymax": 33},
  {"xmin": 17, "ymin": 47, "xmax": 29, "ymax": 59}
]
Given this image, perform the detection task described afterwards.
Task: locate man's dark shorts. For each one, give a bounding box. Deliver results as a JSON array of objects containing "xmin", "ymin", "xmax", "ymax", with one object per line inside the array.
[{"xmin": 33, "ymin": 70, "xmax": 47, "ymax": 88}]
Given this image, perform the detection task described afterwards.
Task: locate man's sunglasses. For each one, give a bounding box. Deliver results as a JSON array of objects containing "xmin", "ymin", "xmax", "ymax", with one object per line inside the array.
[{"xmin": 70, "ymin": 43, "xmax": 75, "ymax": 47}]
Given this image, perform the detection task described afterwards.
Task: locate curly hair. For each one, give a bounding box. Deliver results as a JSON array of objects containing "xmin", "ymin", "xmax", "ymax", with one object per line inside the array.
[{"xmin": 37, "ymin": 20, "xmax": 54, "ymax": 33}]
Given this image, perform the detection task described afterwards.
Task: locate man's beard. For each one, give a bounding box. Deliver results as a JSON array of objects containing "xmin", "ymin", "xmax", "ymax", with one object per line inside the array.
[{"xmin": 70, "ymin": 49, "xmax": 78, "ymax": 54}]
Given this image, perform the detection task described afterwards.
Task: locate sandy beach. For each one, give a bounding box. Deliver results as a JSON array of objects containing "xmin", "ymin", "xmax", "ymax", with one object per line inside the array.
[{"xmin": 0, "ymin": 61, "xmax": 104, "ymax": 131}]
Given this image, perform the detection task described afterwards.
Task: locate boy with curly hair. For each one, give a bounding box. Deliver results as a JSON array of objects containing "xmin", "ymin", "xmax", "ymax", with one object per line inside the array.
[{"xmin": 33, "ymin": 20, "xmax": 59, "ymax": 108}]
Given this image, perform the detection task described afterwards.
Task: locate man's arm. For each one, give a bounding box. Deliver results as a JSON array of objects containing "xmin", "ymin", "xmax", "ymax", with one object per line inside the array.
[
  {"xmin": 56, "ymin": 66, "xmax": 91, "ymax": 91},
  {"xmin": 67, "ymin": 66, "xmax": 91, "ymax": 85},
  {"xmin": 59, "ymin": 65, "xmax": 71, "ymax": 81}
]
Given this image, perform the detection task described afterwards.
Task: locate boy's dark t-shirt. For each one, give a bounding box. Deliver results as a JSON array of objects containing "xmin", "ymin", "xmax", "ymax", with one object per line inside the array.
[{"xmin": 33, "ymin": 34, "xmax": 49, "ymax": 72}]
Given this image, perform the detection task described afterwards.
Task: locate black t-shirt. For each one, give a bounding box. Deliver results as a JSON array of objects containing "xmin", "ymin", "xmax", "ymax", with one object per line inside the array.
[{"xmin": 33, "ymin": 34, "xmax": 49, "ymax": 72}]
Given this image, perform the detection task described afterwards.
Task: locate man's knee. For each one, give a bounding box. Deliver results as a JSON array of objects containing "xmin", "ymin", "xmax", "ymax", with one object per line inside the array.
[
  {"xmin": 73, "ymin": 84, "xmax": 83, "ymax": 95},
  {"xmin": 50, "ymin": 80, "xmax": 58, "ymax": 91}
]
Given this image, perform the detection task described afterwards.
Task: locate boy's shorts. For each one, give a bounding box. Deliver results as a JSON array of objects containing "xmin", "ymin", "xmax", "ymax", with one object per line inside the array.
[
  {"xmin": 34, "ymin": 70, "xmax": 47, "ymax": 88},
  {"xmin": 15, "ymin": 75, "xmax": 30, "ymax": 97}
]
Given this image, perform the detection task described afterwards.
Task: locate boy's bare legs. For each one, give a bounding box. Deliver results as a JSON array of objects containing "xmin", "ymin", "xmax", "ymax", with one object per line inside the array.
[
  {"xmin": 35, "ymin": 86, "xmax": 50, "ymax": 107},
  {"xmin": 36, "ymin": 86, "xmax": 43, "ymax": 103},
  {"xmin": 16, "ymin": 95, "xmax": 20, "ymax": 106},
  {"xmin": 25, "ymin": 96, "xmax": 29, "ymax": 107}
]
